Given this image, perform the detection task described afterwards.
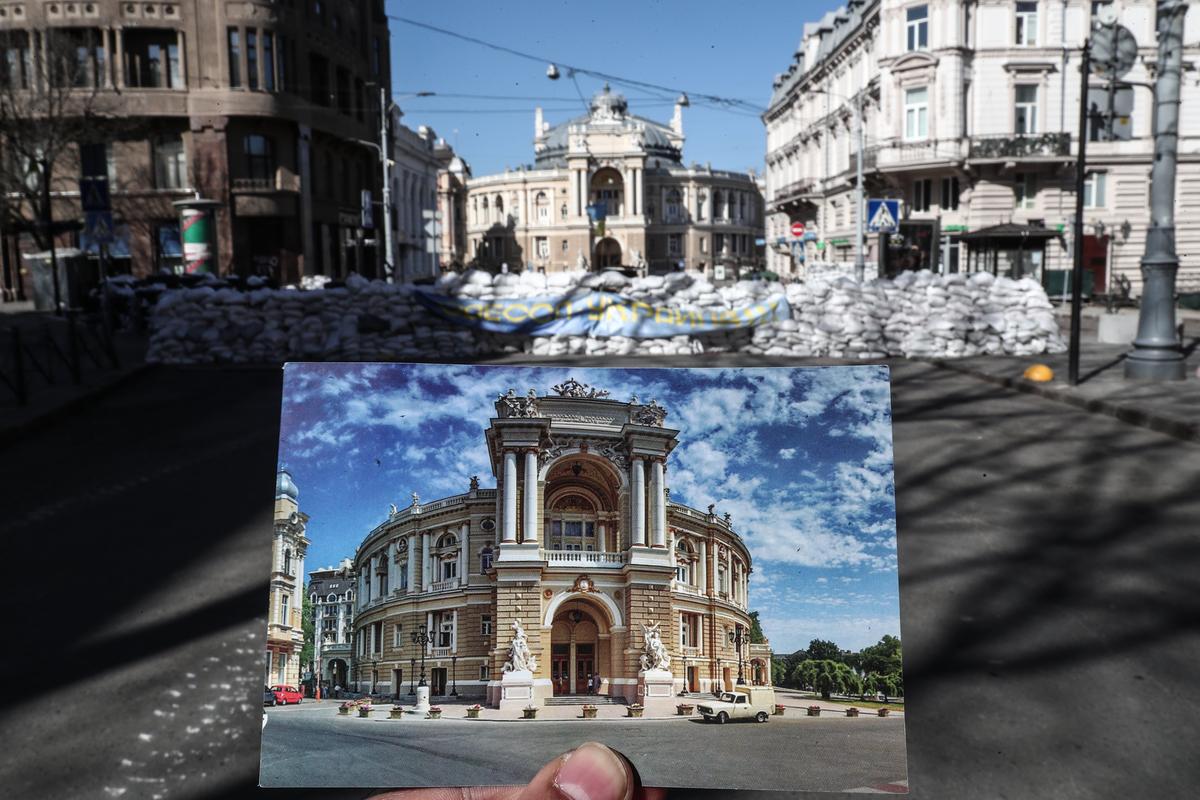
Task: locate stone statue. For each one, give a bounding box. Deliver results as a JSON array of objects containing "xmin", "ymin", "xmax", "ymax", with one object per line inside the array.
[
  {"xmin": 631, "ymin": 398, "xmax": 667, "ymax": 427},
  {"xmin": 576, "ymin": 251, "xmax": 589, "ymax": 271},
  {"xmin": 411, "ymin": 492, "xmax": 420, "ymax": 506},
  {"xmin": 552, "ymin": 377, "xmax": 610, "ymax": 399},
  {"xmin": 503, "ymin": 620, "xmax": 538, "ymax": 673},
  {"xmin": 389, "ymin": 503, "xmax": 398, "ymax": 517},
  {"xmin": 707, "ymin": 504, "xmax": 716, "ymax": 515},
  {"xmin": 724, "ymin": 512, "xmax": 732, "ymax": 525},
  {"xmin": 469, "ymin": 475, "xmax": 480, "ymax": 491},
  {"xmin": 497, "ymin": 387, "xmax": 539, "ymax": 418},
  {"xmin": 639, "ymin": 622, "xmax": 671, "ymax": 672}
]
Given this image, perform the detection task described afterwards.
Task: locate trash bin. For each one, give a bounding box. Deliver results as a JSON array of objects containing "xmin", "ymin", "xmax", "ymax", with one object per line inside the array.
[{"xmin": 23, "ymin": 248, "xmax": 95, "ymax": 311}]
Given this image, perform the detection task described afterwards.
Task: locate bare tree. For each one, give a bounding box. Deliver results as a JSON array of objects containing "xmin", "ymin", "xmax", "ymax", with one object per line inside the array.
[{"xmin": 0, "ymin": 28, "xmax": 119, "ymax": 309}]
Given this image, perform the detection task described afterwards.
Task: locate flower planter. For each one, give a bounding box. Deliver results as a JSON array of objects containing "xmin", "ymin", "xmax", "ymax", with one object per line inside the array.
[
  {"xmin": 428, "ymin": 710, "xmax": 442, "ymax": 719},
  {"xmin": 358, "ymin": 707, "xmax": 372, "ymax": 718},
  {"xmin": 807, "ymin": 706, "xmax": 822, "ymax": 717},
  {"xmin": 877, "ymin": 708, "xmax": 890, "ymax": 717},
  {"xmin": 773, "ymin": 704, "xmax": 786, "ymax": 716},
  {"xmin": 845, "ymin": 707, "xmax": 859, "ymax": 717},
  {"xmin": 676, "ymin": 704, "xmax": 695, "ymax": 716},
  {"xmin": 582, "ymin": 707, "xmax": 598, "ymax": 719},
  {"xmin": 389, "ymin": 707, "xmax": 405, "ymax": 719},
  {"xmin": 466, "ymin": 707, "xmax": 481, "ymax": 719},
  {"xmin": 338, "ymin": 706, "xmax": 351, "ymax": 716},
  {"xmin": 627, "ymin": 706, "xmax": 645, "ymax": 718},
  {"xmin": 522, "ymin": 708, "xmax": 538, "ymax": 719}
]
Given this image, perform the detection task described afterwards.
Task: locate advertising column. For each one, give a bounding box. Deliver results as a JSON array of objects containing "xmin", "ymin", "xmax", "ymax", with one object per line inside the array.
[{"xmin": 173, "ymin": 198, "xmax": 223, "ymax": 274}]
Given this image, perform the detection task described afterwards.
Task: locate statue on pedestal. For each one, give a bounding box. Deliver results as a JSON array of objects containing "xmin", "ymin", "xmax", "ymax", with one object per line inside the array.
[
  {"xmin": 638, "ymin": 622, "xmax": 671, "ymax": 671},
  {"xmin": 503, "ymin": 620, "xmax": 538, "ymax": 673}
]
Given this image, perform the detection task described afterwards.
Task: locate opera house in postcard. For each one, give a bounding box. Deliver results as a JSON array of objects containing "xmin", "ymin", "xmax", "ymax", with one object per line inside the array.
[{"xmin": 343, "ymin": 378, "xmax": 772, "ymax": 706}]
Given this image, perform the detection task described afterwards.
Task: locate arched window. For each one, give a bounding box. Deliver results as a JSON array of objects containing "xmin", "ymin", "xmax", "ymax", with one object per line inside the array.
[
  {"xmin": 480, "ymin": 545, "xmax": 494, "ymax": 573},
  {"xmin": 535, "ymin": 191, "xmax": 549, "ymax": 222},
  {"xmin": 712, "ymin": 189, "xmax": 722, "ymax": 221},
  {"xmin": 283, "ymin": 547, "xmax": 292, "ymax": 575},
  {"xmin": 675, "ymin": 539, "xmax": 694, "ymax": 585},
  {"xmin": 327, "ymin": 594, "xmax": 337, "ymax": 603},
  {"xmin": 546, "ymin": 494, "xmax": 598, "ymax": 551},
  {"xmin": 436, "ymin": 532, "xmax": 459, "ymax": 581},
  {"xmin": 697, "ymin": 192, "xmax": 707, "ymax": 221},
  {"xmin": 560, "ymin": 202, "xmax": 568, "ymax": 220},
  {"xmin": 376, "ymin": 553, "xmax": 388, "ymax": 595},
  {"xmin": 666, "ymin": 189, "xmax": 682, "ymax": 222},
  {"xmin": 494, "ymin": 194, "xmax": 504, "ymax": 223}
]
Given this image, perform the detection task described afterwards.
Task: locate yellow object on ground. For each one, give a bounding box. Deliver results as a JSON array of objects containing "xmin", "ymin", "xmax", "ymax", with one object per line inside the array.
[{"xmin": 1023, "ymin": 364, "xmax": 1054, "ymax": 382}]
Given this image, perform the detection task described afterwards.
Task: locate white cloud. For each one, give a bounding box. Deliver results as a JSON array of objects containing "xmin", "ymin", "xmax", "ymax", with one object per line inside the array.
[{"xmin": 778, "ymin": 448, "xmax": 797, "ymax": 460}]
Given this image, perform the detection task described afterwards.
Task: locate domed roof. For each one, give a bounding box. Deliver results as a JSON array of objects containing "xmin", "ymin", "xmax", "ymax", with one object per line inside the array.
[
  {"xmin": 276, "ymin": 468, "xmax": 299, "ymax": 501},
  {"xmin": 534, "ymin": 84, "xmax": 682, "ymax": 168}
]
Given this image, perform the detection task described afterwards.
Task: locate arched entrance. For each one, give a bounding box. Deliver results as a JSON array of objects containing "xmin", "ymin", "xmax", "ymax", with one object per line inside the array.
[
  {"xmin": 549, "ymin": 603, "xmax": 606, "ymax": 696},
  {"xmin": 589, "ymin": 167, "xmax": 624, "ymax": 217},
  {"xmin": 327, "ymin": 658, "xmax": 348, "ymax": 689},
  {"xmin": 594, "ymin": 238, "xmax": 622, "ymax": 269}
]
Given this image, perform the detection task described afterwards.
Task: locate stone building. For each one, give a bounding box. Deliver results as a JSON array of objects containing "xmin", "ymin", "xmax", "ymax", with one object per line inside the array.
[
  {"xmin": 267, "ymin": 468, "xmax": 308, "ymax": 687},
  {"xmin": 465, "ymin": 85, "xmax": 765, "ymax": 278},
  {"xmin": 0, "ymin": 0, "xmax": 392, "ymax": 291},
  {"xmin": 349, "ymin": 378, "xmax": 771, "ymax": 705},
  {"xmin": 308, "ymin": 558, "xmax": 355, "ymax": 691},
  {"xmin": 762, "ymin": 0, "xmax": 1200, "ymax": 295}
]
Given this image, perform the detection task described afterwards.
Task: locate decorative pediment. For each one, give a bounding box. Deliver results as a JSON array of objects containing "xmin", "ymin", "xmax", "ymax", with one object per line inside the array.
[
  {"xmin": 890, "ymin": 50, "xmax": 938, "ymax": 76},
  {"xmin": 572, "ymin": 574, "xmax": 595, "ymax": 593},
  {"xmin": 1003, "ymin": 61, "xmax": 1058, "ymax": 76}
]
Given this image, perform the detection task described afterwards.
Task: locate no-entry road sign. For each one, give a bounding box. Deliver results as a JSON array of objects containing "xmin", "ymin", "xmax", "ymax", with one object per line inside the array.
[{"xmin": 790, "ymin": 221, "xmax": 806, "ymax": 238}]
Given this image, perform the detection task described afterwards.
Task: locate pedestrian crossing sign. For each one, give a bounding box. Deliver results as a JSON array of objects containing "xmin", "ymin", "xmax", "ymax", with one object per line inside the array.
[{"xmin": 867, "ymin": 199, "xmax": 900, "ymax": 233}]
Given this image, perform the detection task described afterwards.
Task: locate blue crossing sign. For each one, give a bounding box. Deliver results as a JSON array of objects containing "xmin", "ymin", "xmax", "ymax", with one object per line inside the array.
[
  {"xmin": 85, "ymin": 210, "xmax": 115, "ymax": 244},
  {"xmin": 867, "ymin": 199, "xmax": 900, "ymax": 234}
]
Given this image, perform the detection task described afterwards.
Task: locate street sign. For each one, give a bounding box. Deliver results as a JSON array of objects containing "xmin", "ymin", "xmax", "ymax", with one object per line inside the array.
[
  {"xmin": 867, "ymin": 199, "xmax": 900, "ymax": 233},
  {"xmin": 361, "ymin": 189, "xmax": 374, "ymax": 229},
  {"xmin": 790, "ymin": 221, "xmax": 806, "ymax": 238},
  {"xmin": 85, "ymin": 210, "xmax": 114, "ymax": 244},
  {"xmin": 79, "ymin": 177, "xmax": 110, "ymax": 212},
  {"xmin": 1089, "ymin": 23, "xmax": 1137, "ymax": 79}
]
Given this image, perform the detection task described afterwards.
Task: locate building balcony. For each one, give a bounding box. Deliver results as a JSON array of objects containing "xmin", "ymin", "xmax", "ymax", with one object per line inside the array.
[
  {"xmin": 429, "ymin": 578, "xmax": 459, "ymax": 592},
  {"xmin": 968, "ymin": 133, "xmax": 1071, "ymax": 162},
  {"xmin": 542, "ymin": 549, "xmax": 627, "ymax": 568},
  {"xmin": 431, "ymin": 646, "xmax": 453, "ymax": 658},
  {"xmin": 868, "ymin": 138, "xmax": 969, "ymax": 171},
  {"xmin": 231, "ymin": 174, "xmax": 301, "ymax": 194},
  {"xmin": 770, "ymin": 178, "xmax": 818, "ymax": 209}
]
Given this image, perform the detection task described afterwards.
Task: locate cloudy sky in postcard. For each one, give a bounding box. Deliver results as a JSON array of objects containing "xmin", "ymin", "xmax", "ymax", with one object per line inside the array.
[{"xmin": 277, "ymin": 364, "xmax": 900, "ymax": 654}]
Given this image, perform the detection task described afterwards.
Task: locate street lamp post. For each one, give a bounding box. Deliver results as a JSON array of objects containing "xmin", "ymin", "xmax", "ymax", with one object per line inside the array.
[
  {"xmin": 451, "ymin": 655, "xmax": 459, "ymax": 696},
  {"xmin": 727, "ymin": 626, "xmax": 748, "ymax": 686},
  {"xmin": 408, "ymin": 657, "xmax": 416, "ymax": 695},
  {"xmin": 411, "ymin": 627, "xmax": 433, "ymax": 687}
]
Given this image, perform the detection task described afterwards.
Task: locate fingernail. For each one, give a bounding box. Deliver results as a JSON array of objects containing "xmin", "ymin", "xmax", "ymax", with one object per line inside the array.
[{"xmin": 553, "ymin": 742, "xmax": 629, "ymax": 800}]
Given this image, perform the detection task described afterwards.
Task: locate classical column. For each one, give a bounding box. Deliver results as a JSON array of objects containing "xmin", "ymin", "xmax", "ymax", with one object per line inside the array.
[
  {"xmin": 426, "ymin": 611, "xmax": 433, "ymax": 654},
  {"xmin": 650, "ymin": 459, "xmax": 666, "ymax": 547},
  {"xmin": 458, "ymin": 522, "xmax": 469, "ymax": 586},
  {"xmin": 407, "ymin": 534, "xmax": 416, "ymax": 592},
  {"xmin": 569, "ymin": 637, "xmax": 577, "ymax": 694},
  {"xmin": 523, "ymin": 450, "xmax": 539, "ymax": 545},
  {"xmin": 451, "ymin": 609, "xmax": 459, "ymax": 652},
  {"xmin": 698, "ymin": 539, "xmax": 708, "ymax": 594},
  {"xmin": 386, "ymin": 542, "xmax": 396, "ymax": 593},
  {"xmin": 502, "ymin": 451, "xmax": 518, "ymax": 543},
  {"xmin": 113, "ymin": 28, "xmax": 125, "ymax": 89},
  {"xmin": 176, "ymin": 28, "xmax": 186, "ymax": 87},
  {"xmin": 421, "ymin": 531, "xmax": 432, "ymax": 591},
  {"xmin": 598, "ymin": 523, "xmax": 606, "ymax": 552},
  {"xmin": 630, "ymin": 458, "xmax": 646, "ymax": 546}
]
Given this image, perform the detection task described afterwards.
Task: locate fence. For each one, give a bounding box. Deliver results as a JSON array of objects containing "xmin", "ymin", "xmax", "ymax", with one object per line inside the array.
[{"xmin": 0, "ymin": 312, "xmax": 121, "ymax": 406}]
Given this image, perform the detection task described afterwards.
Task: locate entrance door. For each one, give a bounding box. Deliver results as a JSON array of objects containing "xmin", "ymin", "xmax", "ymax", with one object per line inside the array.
[
  {"xmin": 1083, "ymin": 234, "xmax": 1109, "ymax": 293},
  {"xmin": 575, "ymin": 644, "xmax": 594, "ymax": 694},
  {"xmin": 723, "ymin": 667, "xmax": 733, "ymax": 692},
  {"xmin": 430, "ymin": 667, "xmax": 447, "ymax": 696},
  {"xmin": 594, "ymin": 238, "xmax": 622, "ymax": 269},
  {"xmin": 552, "ymin": 645, "xmax": 569, "ymax": 695},
  {"xmin": 687, "ymin": 666, "xmax": 698, "ymax": 692},
  {"xmin": 392, "ymin": 669, "xmax": 403, "ymax": 698}
]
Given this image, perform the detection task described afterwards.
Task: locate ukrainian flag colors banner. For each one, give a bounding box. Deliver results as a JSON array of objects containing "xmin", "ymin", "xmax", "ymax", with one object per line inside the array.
[{"xmin": 412, "ymin": 288, "xmax": 792, "ymax": 338}]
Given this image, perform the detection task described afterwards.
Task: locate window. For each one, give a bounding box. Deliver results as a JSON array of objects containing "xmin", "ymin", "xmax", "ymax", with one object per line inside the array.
[
  {"xmin": 244, "ymin": 135, "xmax": 274, "ymax": 182},
  {"xmin": 377, "ymin": 567, "xmax": 388, "ymax": 596},
  {"xmin": 280, "ymin": 594, "xmax": 289, "ymax": 624},
  {"xmin": 547, "ymin": 495, "xmax": 598, "ymax": 550},
  {"xmin": 441, "ymin": 558, "xmax": 456, "ymax": 581},
  {"xmin": 666, "ymin": 189, "xmax": 682, "ymax": 221},
  {"xmin": 906, "ymin": 5, "xmax": 929, "ymax": 51},
  {"xmin": 283, "ymin": 548, "xmax": 292, "ymax": 575},
  {"xmin": 480, "ymin": 546, "xmax": 493, "ymax": 572},
  {"xmin": 905, "ymin": 87, "xmax": 929, "ymax": 140},
  {"xmin": 536, "ymin": 236, "xmax": 549, "ymax": 258},
  {"xmin": 1014, "ymin": 173, "xmax": 1037, "ymax": 210},
  {"xmin": 561, "ymin": 202, "xmax": 568, "ymax": 220},
  {"xmin": 913, "ymin": 179, "xmax": 932, "ymax": 213},
  {"xmin": 373, "ymin": 621, "xmax": 383, "ymax": 653},
  {"xmin": 0, "ymin": 31, "xmax": 32, "ymax": 90},
  {"xmin": 1082, "ymin": 171, "xmax": 1107, "ymax": 208},
  {"xmin": 1015, "ymin": 2, "xmax": 1039, "ymax": 46},
  {"xmin": 1015, "ymin": 85, "xmax": 1038, "ymax": 134},
  {"xmin": 561, "ymin": 239, "xmax": 568, "ymax": 253},
  {"xmin": 277, "ymin": 34, "xmax": 289, "ymax": 91},
  {"xmin": 227, "ymin": 29, "xmax": 241, "ymax": 88},
  {"xmin": 700, "ymin": 236, "xmax": 708, "ymax": 254},
  {"xmin": 246, "ymin": 30, "xmax": 259, "ymax": 90},
  {"xmin": 309, "ymin": 53, "xmax": 330, "ymax": 105},
  {"xmin": 262, "ymin": 32, "xmax": 276, "ymax": 92},
  {"xmin": 480, "ymin": 664, "xmax": 490, "ymax": 681},
  {"xmin": 535, "ymin": 191, "xmax": 549, "ymax": 222},
  {"xmin": 668, "ymin": 233, "xmax": 682, "ymax": 257},
  {"xmin": 481, "ymin": 614, "xmax": 493, "ymax": 635},
  {"xmin": 393, "ymin": 623, "xmax": 403, "ymax": 648},
  {"xmin": 941, "ymin": 176, "xmax": 960, "ymax": 211},
  {"xmin": 697, "ymin": 192, "xmax": 707, "ymax": 221},
  {"xmin": 124, "ymin": 29, "xmax": 182, "ymax": 88},
  {"xmin": 154, "ymin": 134, "xmax": 187, "ymax": 190},
  {"xmin": 717, "ymin": 566, "xmax": 728, "ymax": 595}
]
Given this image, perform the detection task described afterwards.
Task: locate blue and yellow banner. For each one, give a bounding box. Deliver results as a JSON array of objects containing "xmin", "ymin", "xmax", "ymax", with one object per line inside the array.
[{"xmin": 412, "ymin": 288, "xmax": 791, "ymax": 338}]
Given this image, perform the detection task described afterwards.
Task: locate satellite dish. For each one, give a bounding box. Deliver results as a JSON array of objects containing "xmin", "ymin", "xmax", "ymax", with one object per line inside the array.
[{"xmin": 546, "ymin": 63, "xmax": 560, "ymax": 80}]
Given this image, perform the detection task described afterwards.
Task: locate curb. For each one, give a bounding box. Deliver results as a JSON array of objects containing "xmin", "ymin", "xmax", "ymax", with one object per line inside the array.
[
  {"xmin": 923, "ymin": 357, "xmax": 1200, "ymax": 443},
  {"xmin": 0, "ymin": 363, "xmax": 158, "ymax": 449}
]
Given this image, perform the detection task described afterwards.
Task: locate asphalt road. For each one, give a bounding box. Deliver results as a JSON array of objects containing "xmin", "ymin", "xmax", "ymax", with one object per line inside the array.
[
  {"xmin": 1, "ymin": 356, "xmax": 1198, "ymax": 800},
  {"xmin": 260, "ymin": 704, "xmax": 907, "ymax": 792}
]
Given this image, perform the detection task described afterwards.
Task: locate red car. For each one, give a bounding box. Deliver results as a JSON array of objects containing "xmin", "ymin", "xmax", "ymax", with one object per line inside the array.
[{"xmin": 270, "ymin": 685, "xmax": 303, "ymax": 704}]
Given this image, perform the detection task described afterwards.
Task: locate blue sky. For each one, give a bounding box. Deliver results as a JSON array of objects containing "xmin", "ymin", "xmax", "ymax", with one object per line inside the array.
[
  {"xmin": 278, "ymin": 364, "xmax": 900, "ymax": 654},
  {"xmin": 389, "ymin": 0, "xmax": 835, "ymax": 177}
]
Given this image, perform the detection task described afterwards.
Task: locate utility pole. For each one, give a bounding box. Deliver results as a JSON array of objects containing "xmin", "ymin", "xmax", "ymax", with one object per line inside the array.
[
  {"xmin": 1068, "ymin": 42, "xmax": 1090, "ymax": 386},
  {"xmin": 379, "ymin": 85, "xmax": 396, "ymax": 283},
  {"xmin": 854, "ymin": 91, "xmax": 866, "ymax": 283},
  {"xmin": 1125, "ymin": 0, "xmax": 1188, "ymax": 380}
]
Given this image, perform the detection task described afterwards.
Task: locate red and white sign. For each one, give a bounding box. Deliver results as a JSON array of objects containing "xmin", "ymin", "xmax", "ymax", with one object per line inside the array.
[{"xmin": 790, "ymin": 222, "xmax": 806, "ymax": 238}]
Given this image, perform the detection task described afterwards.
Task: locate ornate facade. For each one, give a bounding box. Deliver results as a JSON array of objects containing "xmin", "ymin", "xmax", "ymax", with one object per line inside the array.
[
  {"xmin": 267, "ymin": 469, "xmax": 308, "ymax": 687},
  {"xmin": 465, "ymin": 86, "xmax": 765, "ymax": 277},
  {"xmin": 350, "ymin": 380, "xmax": 771, "ymax": 705},
  {"xmin": 308, "ymin": 559, "xmax": 354, "ymax": 691}
]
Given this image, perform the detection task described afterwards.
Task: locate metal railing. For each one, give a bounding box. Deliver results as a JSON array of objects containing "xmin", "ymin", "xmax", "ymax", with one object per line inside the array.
[
  {"xmin": 431, "ymin": 646, "xmax": 453, "ymax": 658},
  {"xmin": 0, "ymin": 313, "xmax": 121, "ymax": 407},
  {"xmin": 429, "ymin": 578, "xmax": 458, "ymax": 592},
  {"xmin": 968, "ymin": 133, "xmax": 1071, "ymax": 160},
  {"xmin": 542, "ymin": 550, "xmax": 626, "ymax": 568}
]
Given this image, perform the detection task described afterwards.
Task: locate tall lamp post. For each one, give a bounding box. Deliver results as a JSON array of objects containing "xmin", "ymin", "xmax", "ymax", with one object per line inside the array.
[
  {"xmin": 727, "ymin": 626, "xmax": 748, "ymax": 686},
  {"xmin": 411, "ymin": 627, "xmax": 433, "ymax": 687},
  {"xmin": 1125, "ymin": 0, "xmax": 1189, "ymax": 380},
  {"xmin": 408, "ymin": 657, "xmax": 416, "ymax": 696},
  {"xmin": 450, "ymin": 654, "xmax": 459, "ymax": 697}
]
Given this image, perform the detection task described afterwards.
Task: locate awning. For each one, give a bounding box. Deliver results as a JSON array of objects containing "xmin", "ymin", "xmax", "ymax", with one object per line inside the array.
[{"xmin": 959, "ymin": 223, "xmax": 1063, "ymax": 247}]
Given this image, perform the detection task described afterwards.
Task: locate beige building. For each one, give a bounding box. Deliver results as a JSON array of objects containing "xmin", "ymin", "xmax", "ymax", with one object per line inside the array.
[
  {"xmin": 763, "ymin": 0, "xmax": 1200, "ymax": 295},
  {"xmin": 350, "ymin": 379, "xmax": 771, "ymax": 704},
  {"xmin": 0, "ymin": 0, "xmax": 391, "ymax": 290},
  {"xmin": 268, "ymin": 469, "xmax": 308, "ymax": 688},
  {"xmin": 309, "ymin": 559, "xmax": 354, "ymax": 691},
  {"xmin": 465, "ymin": 85, "xmax": 765, "ymax": 277}
]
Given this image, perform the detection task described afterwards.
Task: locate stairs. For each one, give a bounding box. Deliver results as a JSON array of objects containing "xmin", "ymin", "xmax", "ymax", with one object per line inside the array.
[{"xmin": 545, "ymin": 694, "xmax": 627, "ymax": 706}]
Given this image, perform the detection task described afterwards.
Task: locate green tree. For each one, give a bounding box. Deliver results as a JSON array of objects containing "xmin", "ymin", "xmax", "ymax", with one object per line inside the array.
[
  {"xmin": 748, "ymin": 611, "xmax": 766, "ymax": 644},
  {"xmin": 859, "ymin": 635, "xmax": 902, "ymax": 676},
  {"xmin": 806, "ymin": 639, "xmax": 842, "ymax": 662},
  {"xmin": 300, "ymin": 583, "xmax": 315, "ymax": 678}
]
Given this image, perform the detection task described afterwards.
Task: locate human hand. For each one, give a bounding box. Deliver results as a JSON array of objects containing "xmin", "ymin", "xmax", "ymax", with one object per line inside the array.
[{"xmin": 372, "ymin": 741, "xmax": 667, "ymax": 800}]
